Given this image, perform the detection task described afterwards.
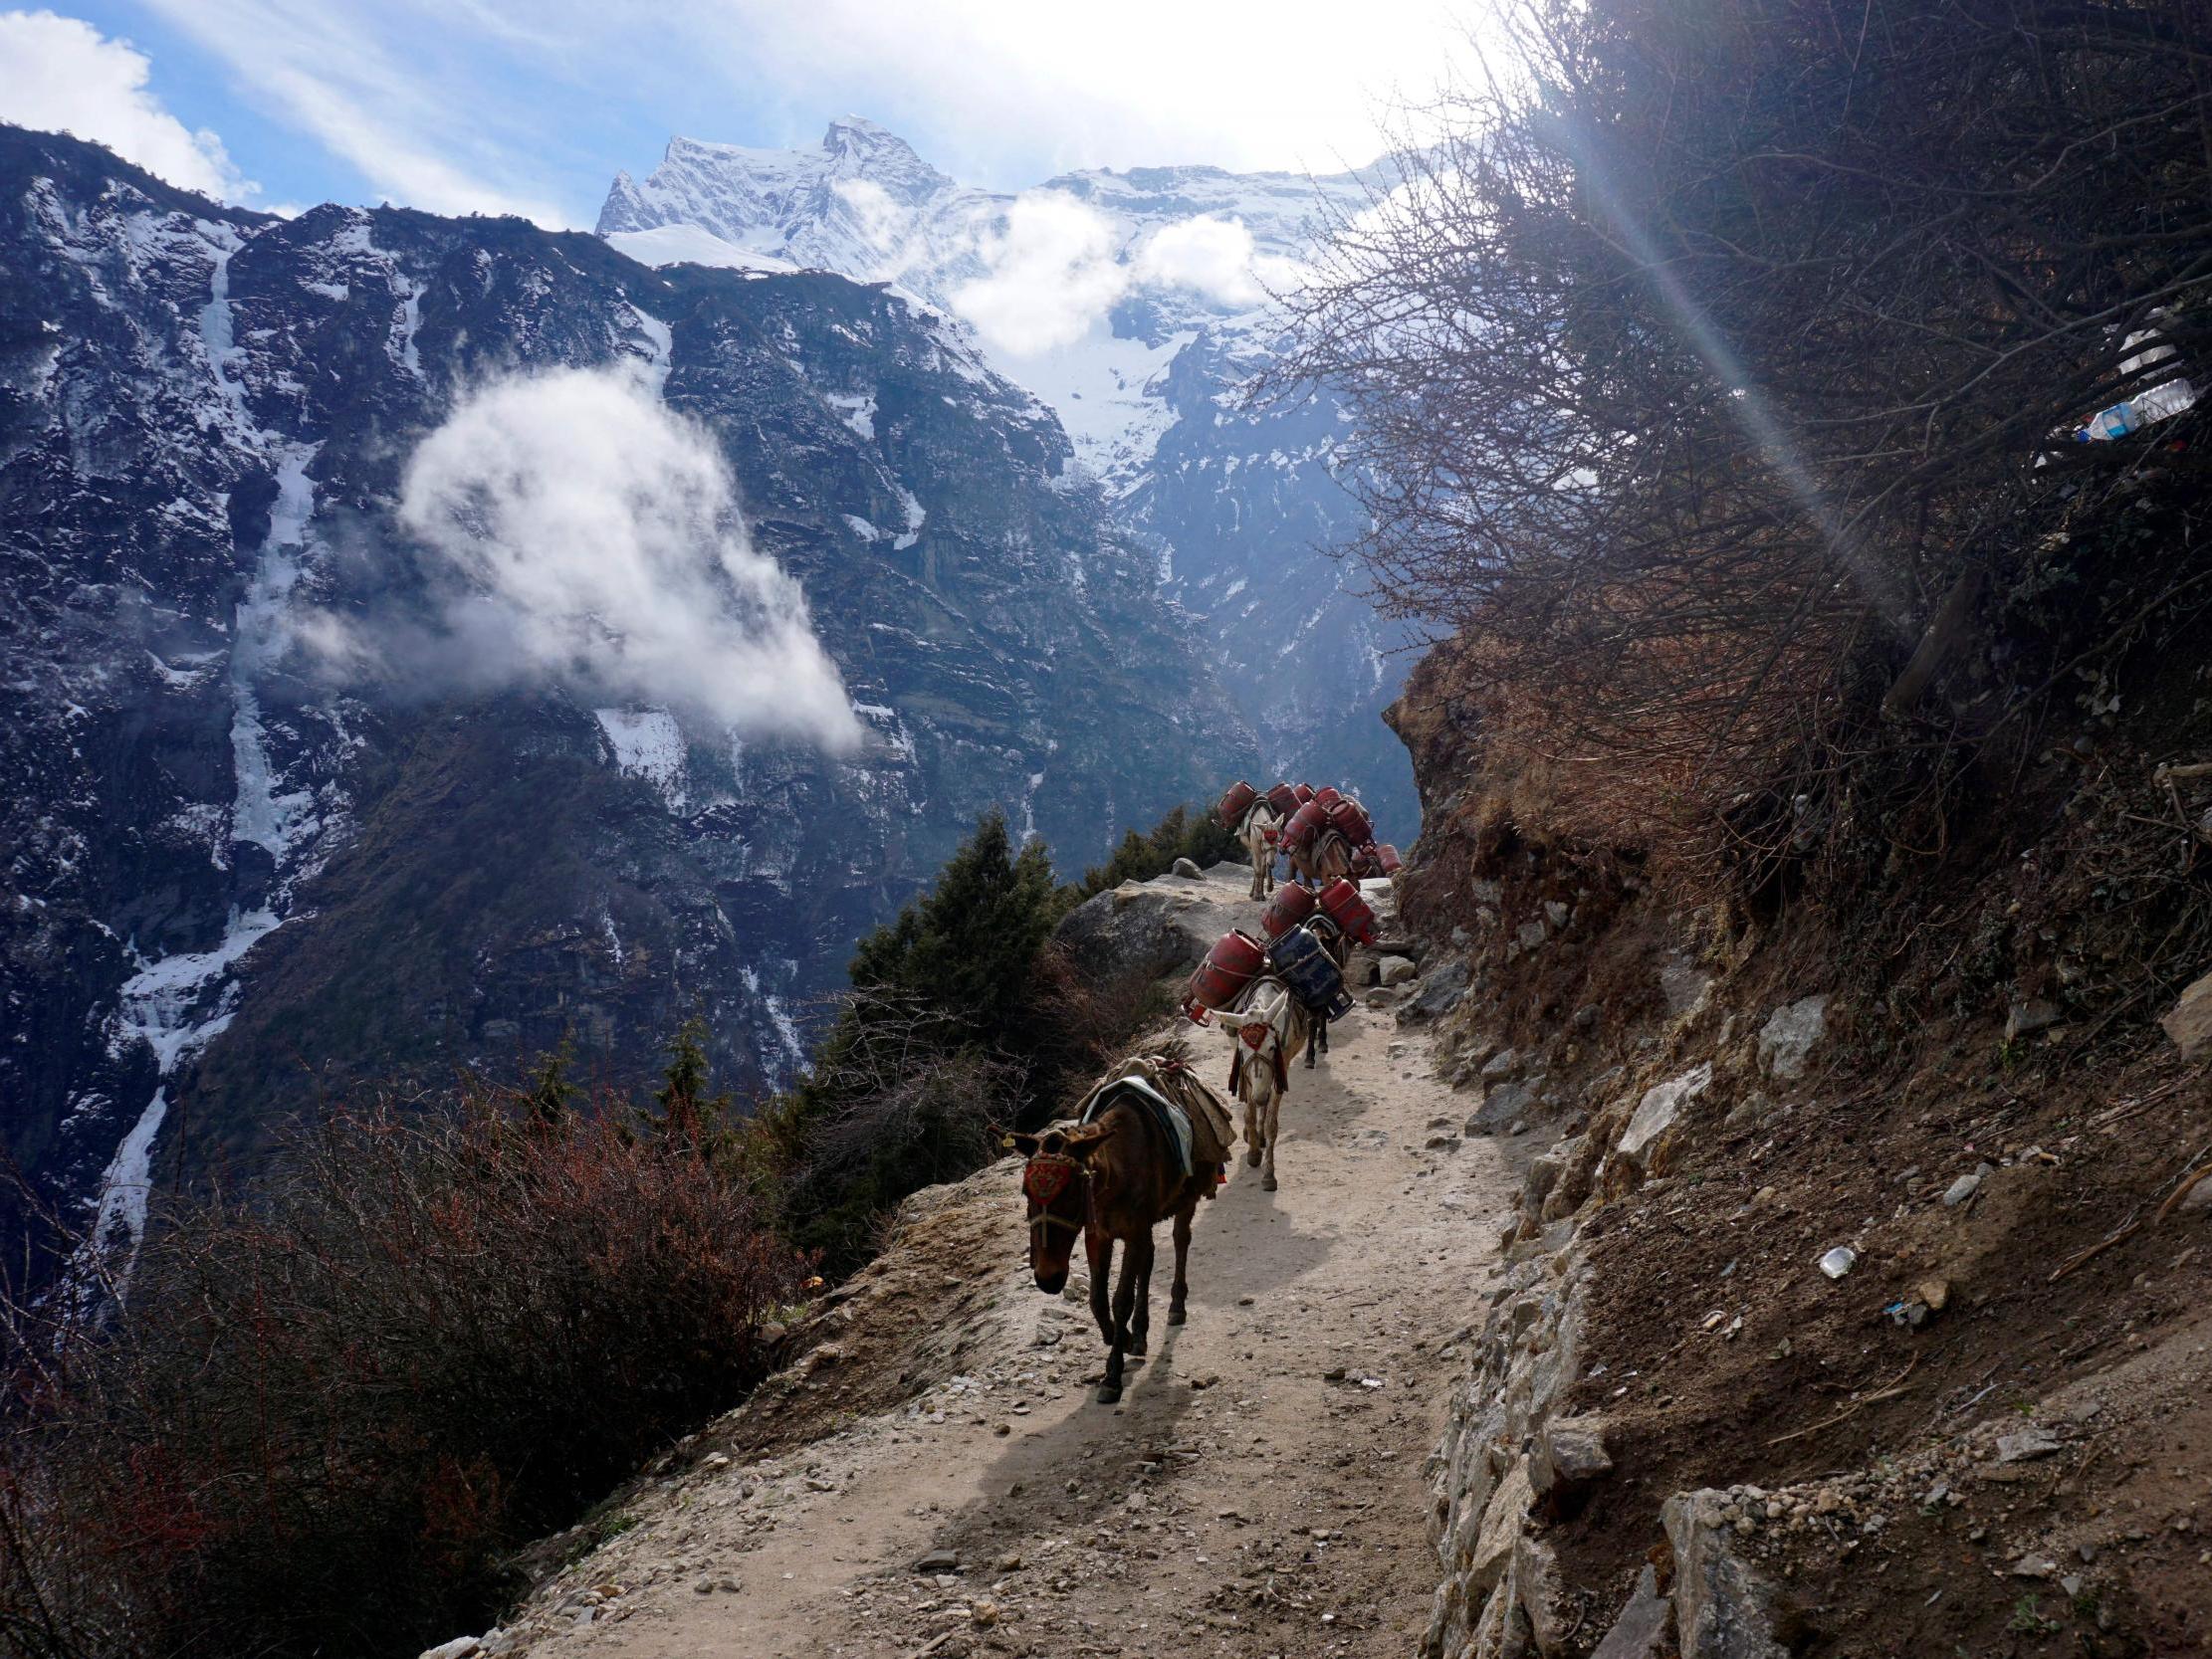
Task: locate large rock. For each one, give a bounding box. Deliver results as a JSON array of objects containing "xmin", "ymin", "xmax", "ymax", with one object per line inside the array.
[
  {"xmin": 1614, "ymin": 1063, "xmax": 1713, "ymax": 1177},
  {"xmin": 1053, "ymin": 881, "xmax": 1217, "ymax": 985},
  {"xmin": 1756, "ymin": 994, "xmax": 1829, "ymax": 1081},
  {"xmin": 1530, "ymin": 1417, "xmax": 1613, "ymax": 1498},
  {"xmin": 1401, "ymin": 956, "xmax": 1470, "ymax": 1023},
  {"xmin": 1589, "ymin": 1566, "xmax": 1673, "ymax": 1659},
  {"xmin": 1466, "ymin": 1458, "xmax": 1534, "ymax": 1596},
  {"xmin": 1512, "ymin": 1532, "xmax": 1570, "ymax": 1654},
  {"xmin": 1662, "ymin": 1490, "xmax": 1793, "ymax": 1659},
  {"xmin": 2162, "ymin": 971, "xmax": 2212, "ymax": 1060},
  {"xmin": 1468, "ymin": 1081, "xmax": 1540, "ymax": 1136}
]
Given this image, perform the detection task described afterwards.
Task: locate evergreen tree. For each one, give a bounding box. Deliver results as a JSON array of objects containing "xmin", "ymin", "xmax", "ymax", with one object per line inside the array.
[
  {"xmin": 653, "ymin": 1018, "xmax": 731, "ymax": 1151},
  {"xmin": 848, "ymin": 811, "xmax": 1062, "ymax": 1038}
]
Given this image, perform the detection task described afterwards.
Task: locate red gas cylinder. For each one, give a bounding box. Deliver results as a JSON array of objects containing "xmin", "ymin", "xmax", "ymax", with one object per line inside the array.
[
  {"xmin": 1314, "ymin": 785, "xmax": 1342, "ymax": 811},
  {"xmin": 1326, "ymin": 797, "xmax": 1374, "ymax": 847},
  {"xmin": 1373, "ymin": 842, "xmax": 1404, "ymax": 875},
  {"xmin": 1185, "ymin": 930, "xmax": 1265, "ymax": 1016},
  {"xmin": 1259, "ymin": 881, "xmax": 1320, "ymax": 940},
  {"xmin": 1292, "ymin": 782, "xmax": 1316, "ymax": 805},
  {"xmin": 1281, "ymin": 798, "xmax": 1330, "ymax": 855},
  {"xmin": 1217, "ymin": 780, "xmax": 1258, "ymax": 827},
  {"xmin": 1317, "ymin": 877, "xmax": 1379, "ymax": 945},
  {"xmin": 1263, "ymin": 782, "xmax": 1300, "ymax": 819}
]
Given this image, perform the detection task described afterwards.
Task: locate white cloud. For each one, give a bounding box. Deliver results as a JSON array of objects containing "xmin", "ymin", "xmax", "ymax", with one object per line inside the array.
[
  {"xmin": 1134, "ymin": 215, "xmax": 1265, "ymax": 308},
  {"xmin": 953, "ymin": 195, "xmax": 1286, "ymax": 355},
  {"xmin": 951, "ymin": 191, "xmax": 1129, "ymax": 357},
  {"xmin": 0, "ymin": 10, "xmax": 254, "ymax": 201},
  {"xmin": 637, "ymin": 0, "xmax": 1474, "ymax": 185},
  {"xmin": 389, "ymin": 365, "xmax": 861, "ymax": 750},
  {"xmin": 830, "ymin": 177, "xmax": 906, "ymax": 258}
]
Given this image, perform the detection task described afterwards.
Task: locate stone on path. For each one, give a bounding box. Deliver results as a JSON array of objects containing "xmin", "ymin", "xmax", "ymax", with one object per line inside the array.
[
  {"xmin": 2162, "ymin": 971, "xmax": 2212, "ymax": 1060},
  {"xmin": 1756, "ymin": 994, "xmax": 1828, "ymax": 1081}
]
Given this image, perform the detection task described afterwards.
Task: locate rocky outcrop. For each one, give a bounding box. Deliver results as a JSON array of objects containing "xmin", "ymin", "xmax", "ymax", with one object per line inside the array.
[
  {"xmin": 1050, "ymin": 867, "xmax": 1232, "ymax": 984},
  {"xmin": 1424, "ymin": 1229, "xmax": 1600, "ymax": 1657}
]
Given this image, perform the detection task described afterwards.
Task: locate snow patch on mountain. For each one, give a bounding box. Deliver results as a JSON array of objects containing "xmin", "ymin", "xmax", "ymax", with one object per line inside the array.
[{"xmin": 596, "ymin": 707, "xmax": 690, "ymax": 812}]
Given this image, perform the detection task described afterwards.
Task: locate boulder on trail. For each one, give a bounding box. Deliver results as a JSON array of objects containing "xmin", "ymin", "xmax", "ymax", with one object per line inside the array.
[
  {"xmin": 1466, "ymin": 1081, "xmax": 1539, "ymax": 1137},
  {"xmin": 2161, "ymin": 969, "xmax": 2212, "ymax": 1060},
  {"xmin": 1053, "ymin": 878, "xmax": 1218, "ymax": 985},
  {"xmin": 1755, "ymin": 994, "xmax": 1828, "ymax": 1081},
  {"xmin": 1170, "ymin": 856, "xmax": 1204, "ymax": 879},
  {"xmin": 1613, "ymin": 1063, "xmax": 1713, "ymax": 1181}
]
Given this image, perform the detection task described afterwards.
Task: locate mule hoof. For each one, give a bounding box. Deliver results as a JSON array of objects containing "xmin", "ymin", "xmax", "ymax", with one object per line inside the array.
[
  {"xmin": 1095, "ymin": 1383, "xmax": 1123, "ymax": 1405},
  {"xmin": 1129, "ymin": 1334, "xmax": 1148, "ymax": 1356},
  {"xmin": 1261, "ymin": 1173, "xmax": 1278, "ymax": 1191},
  {"xmin": 1168, "ymin": 1306, "xmax": 1187, "ymax": 1327},
  {"xmin": 1244, "ymin": 1146, "xmax": 1262, "ymax": 1166}
]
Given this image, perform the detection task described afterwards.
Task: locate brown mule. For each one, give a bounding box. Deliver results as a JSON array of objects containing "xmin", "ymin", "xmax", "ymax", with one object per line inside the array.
[{"xmin": 1012, "ymin": 1095, "xmax": 1221, "ymax": 1403}]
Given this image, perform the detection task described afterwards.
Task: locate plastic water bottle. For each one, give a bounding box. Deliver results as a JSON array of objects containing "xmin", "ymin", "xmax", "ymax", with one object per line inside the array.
[
  {"xmin": 2078, "ymin": 400, "xmax": 2141, "ymax": 442},
  {"xmin": 2076, "ymin": 376, "xmax": 2197, "ymax": 442}
]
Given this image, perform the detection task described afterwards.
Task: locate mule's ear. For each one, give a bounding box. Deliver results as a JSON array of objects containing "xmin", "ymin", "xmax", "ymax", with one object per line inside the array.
[
  {"xmin": 1007, "ymin": 1131, "xmax": 1041, "ymax": 1156},
  {"xmin": 1063, "ymin": 1122, "xmax": 1118, "ymax": 1158}
]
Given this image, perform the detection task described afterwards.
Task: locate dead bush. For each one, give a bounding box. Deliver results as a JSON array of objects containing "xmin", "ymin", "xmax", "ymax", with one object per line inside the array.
[{"xmin": 1, "ymin": 1092, "xmax": 802, "ymax": 1659}]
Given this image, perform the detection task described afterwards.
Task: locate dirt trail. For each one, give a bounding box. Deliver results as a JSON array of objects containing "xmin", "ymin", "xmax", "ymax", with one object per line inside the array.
[{"xmin": 504, "ymin": 868, "xmax": 1512, "ymax": 1659}]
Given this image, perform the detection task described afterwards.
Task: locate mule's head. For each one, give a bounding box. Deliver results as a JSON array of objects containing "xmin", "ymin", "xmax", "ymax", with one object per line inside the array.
[{"xmin": 1009, "ymin": 1124, "xmax": 1111, "ymax": 1294}]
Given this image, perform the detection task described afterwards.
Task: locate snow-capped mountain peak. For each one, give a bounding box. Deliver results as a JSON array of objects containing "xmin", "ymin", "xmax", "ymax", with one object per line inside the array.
[{"xmin": 592, "ymin": 119, "xmax": 1419, "ymax": 843}]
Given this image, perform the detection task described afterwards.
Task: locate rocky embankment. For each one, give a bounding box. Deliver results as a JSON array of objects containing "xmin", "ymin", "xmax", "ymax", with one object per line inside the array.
[{"xmin": 1385, "ymin": 668, "xmax": 2212, "ymax": 1656}]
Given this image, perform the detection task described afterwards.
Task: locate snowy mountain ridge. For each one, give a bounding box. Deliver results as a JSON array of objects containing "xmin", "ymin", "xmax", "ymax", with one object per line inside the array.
[{"xmin": 598, "ymin": 120, "xmax": 1420, "ymax": 836}]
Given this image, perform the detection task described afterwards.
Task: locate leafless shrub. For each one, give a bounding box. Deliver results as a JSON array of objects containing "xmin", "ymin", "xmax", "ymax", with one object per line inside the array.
[
  {"xmin": 0, "ymin": 1092, "xmax": 800, "ymax": 1659},
  {"xmin": 1270, "ymin": 0, "xmax": 2212, "ymax": 872}
]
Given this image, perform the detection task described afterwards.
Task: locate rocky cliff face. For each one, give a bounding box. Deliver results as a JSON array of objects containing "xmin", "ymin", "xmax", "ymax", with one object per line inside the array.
[
  {"xmin": 0, "ymin": 123, "xmax": 1253, "ymax": 1272},
  {"xmin": 598, "ymin": 120, "xmax": 1418, "ymax": 839}
]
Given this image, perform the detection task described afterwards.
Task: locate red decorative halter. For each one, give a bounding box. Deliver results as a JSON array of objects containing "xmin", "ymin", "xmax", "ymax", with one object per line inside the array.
[{"xmin": 1022, "ymin": 1151, "xmax": 1086, "ymax": 1235}]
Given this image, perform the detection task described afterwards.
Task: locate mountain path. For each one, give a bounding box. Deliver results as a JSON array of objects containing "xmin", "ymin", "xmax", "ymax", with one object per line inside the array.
[{"xmin": 510, "ymin": 869, "xmax": 1511, "ymax": 1659}]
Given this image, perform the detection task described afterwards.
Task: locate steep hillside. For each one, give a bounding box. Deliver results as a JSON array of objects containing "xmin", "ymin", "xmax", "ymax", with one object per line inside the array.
[
  {"xmin": 1378, "ymin": 463, "xmax": 2212, "ymax": 1655},
  {"xmin": 0, "ymin": 122, "xmax": 1253, "ymax": 1270},
  {"xmin": 597, "ymin": 119, "xmax": 1418, "ymax": 838}
]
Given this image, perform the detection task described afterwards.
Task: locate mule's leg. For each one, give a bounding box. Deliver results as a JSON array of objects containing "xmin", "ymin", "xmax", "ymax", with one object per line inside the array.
[
  {"xmin": 1305, "ymin": 1017, "xmax": 1320, "ymax": 1070},
  {"xmin": 1087, "ymin": 1231, "xmax": 1116, "ymax": 1348},
  {"xmin": 1261, "ymin": 1087, "xmax": 1282, "ymax": 1192},
  {"xmin": 1099, "ymin": 1241, "xmax": 1142, "ymax": 1403},
  {"xmin": 1128, "ymin": 1230, "xmax": 1156, "ymax": 1356},
  {"xmin": 1168, "ymin": 1201, "xmax": 1195, "ymax": 1325},
  {"xmin": 1243, "ymin": 1094, "xmax": 1263, "ymax": 1166}
]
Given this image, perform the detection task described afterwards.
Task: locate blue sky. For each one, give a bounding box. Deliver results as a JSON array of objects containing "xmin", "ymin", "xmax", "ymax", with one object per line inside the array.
[{"xmin": 1, "ymin": 2, "xmax": 1476, "ymax": 226}]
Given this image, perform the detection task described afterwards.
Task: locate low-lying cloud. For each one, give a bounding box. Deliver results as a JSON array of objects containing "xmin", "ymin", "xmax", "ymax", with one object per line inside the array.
[
  {"xmin": 331, "ymin": 364, "xmax": 861, "ymax": 750},
  {"xmin": 951, "ymin": 193, "xmax": 1280, "ymax": 358}
]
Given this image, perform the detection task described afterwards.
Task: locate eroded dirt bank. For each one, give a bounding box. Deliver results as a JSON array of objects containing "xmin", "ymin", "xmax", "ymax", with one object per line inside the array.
[{"xmin": 485, "ymin": 866, "xmax": 1516, "ymax": 1659}]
